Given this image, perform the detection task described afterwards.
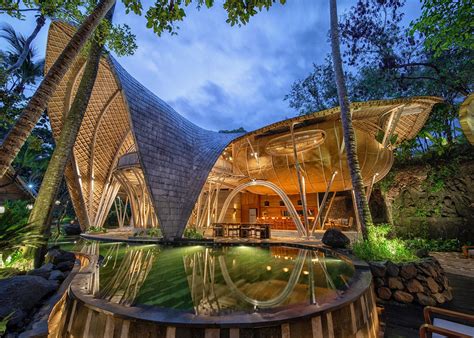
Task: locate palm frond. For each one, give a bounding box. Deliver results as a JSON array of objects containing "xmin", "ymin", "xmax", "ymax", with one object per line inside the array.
[{"xmin": 0, "ymin": 24, "xmax": 23, "ymax": 55}]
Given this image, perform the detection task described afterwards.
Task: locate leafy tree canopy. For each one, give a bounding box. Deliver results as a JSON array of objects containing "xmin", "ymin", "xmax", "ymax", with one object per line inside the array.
[
  {"xmin": 411, "ymin": 0, "xmax": 474, "ymax": 57},
  {"xmin": 285, "ymin": 0, "xmax": 473, "ymax": 162},
  {"xmin": 1, "ymin": 0, "xmax": 287, "ymax": 56},
  {"xmin": 218, "ymin": 127, "xmax": 247, "ymax": 133}
]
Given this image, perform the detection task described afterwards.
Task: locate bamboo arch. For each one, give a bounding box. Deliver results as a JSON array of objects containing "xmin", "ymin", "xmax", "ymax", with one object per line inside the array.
[
  {"xmin": 218, "ymin": 250, "xmax": 307, "ymax": 308},
  {"xmin": 217, "ymin": 180, "xmax": 306, "ymax": 236}
]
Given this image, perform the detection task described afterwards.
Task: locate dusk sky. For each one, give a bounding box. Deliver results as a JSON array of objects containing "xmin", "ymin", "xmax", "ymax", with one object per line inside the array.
[{"xmin": 1, "ymin": 1, "xmax": 421, "ymax": 132}]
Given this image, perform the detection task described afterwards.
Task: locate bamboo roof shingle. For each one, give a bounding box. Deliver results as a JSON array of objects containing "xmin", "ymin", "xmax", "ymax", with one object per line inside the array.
[{"xmin": 45, "ymin": 21, "xmax": 441, "ymax": 238}]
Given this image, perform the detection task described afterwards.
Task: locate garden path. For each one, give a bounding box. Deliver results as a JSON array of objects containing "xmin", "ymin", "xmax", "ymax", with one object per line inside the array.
[{"xmin": 430, "ymin": 252, "xmax": 474, "ymax": 278}]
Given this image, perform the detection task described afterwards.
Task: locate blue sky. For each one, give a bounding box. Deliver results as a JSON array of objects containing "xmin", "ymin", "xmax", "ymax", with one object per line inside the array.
[{"xmin": 1, "ymin": 1, "xmax": 421, "ymax": 132}]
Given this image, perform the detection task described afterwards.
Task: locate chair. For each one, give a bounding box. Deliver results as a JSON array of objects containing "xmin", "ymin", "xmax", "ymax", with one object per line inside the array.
[
  {"xmin": 213, "ymin": 224, "xmax": 223, "ymax": 237},
  {"xmin": 462, "ymin": 246, "xmax": 474, "ymax": 258},
  {"xmin": 419, "ymin": 306, "xmax": 474, "ymax": 338},
  {"xmin": 228, "ymin": 224, "xmax": 240, "ymax": 238}
]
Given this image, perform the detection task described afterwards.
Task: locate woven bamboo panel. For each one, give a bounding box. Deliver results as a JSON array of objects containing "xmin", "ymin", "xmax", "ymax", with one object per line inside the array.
[
  {"xmin": 45, "ymin": 22, "xmax": 133, "ymax": 226},
  {"xmin": 241, "ymin": 97, "xmax": 442, "ymax": 144}
]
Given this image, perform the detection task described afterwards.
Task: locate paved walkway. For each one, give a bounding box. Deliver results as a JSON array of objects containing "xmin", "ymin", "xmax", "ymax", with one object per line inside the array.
[{"xmin": 430, "ymin": 251, "xmax": 474, "ymax": 278}]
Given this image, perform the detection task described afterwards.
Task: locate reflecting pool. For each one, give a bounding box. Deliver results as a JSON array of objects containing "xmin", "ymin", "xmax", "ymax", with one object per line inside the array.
[{"xmin": 79, "ymin": 241, "xmax": 355, "ymax": 316}]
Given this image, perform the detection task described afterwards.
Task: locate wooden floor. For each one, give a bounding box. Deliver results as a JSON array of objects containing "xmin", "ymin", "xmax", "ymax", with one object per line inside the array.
[{"xmin": 382, "ymin": 272, "xmax": 474, "ymax": 337}]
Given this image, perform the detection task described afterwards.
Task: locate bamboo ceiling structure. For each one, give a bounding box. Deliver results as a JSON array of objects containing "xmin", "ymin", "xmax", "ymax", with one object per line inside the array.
[{"xmin": 45, "ymin": 21, "xmax": 441, "ymax": 239}]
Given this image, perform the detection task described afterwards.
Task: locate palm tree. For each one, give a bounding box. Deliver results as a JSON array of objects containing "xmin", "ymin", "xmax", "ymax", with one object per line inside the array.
[
  {"xmin": 30, "ymin": 7, "xmax": 116, "ymax": 268},
  {"xmin": 4, "ymin": 15, "xmax": 46, "ymax": 75},
  {"xmin": 0, "ymin": 23, "xmax": 44, "ymax": 99},
  {"xmin": 1, "ymin": 24, "xmax": 44, "ymax": 145},
  {"xmin": 329, "ymin": 0, "xmax": 372, "ymax": 240},
  {"xmin": 0, "ymin": 0, "xmax": 116, "ymax": 178}
]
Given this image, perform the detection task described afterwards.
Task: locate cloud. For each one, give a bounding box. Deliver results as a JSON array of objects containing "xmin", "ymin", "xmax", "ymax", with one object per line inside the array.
[
  {"xmin": 114, "ymin": 0, "xmax": 343, "ymax": 131},
  {"xmin": 1, "ymin": 0, "xmax": 421, "ymax": 132}
]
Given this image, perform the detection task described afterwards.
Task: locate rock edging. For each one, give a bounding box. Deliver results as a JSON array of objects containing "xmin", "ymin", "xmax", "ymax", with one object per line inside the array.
[{"xmin": 369, "ymin": 257, "xmax": 452, "ymax": 306}]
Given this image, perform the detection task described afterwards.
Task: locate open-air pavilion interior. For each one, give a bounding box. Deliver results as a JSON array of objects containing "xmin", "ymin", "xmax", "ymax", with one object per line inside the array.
[{"xmin": 46, "ymin": 21, "xmax": 442, "ymax": 240}]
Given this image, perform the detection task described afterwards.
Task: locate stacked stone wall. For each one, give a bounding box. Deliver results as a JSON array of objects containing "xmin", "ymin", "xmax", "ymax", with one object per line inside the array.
[{"xmin": 370, "ymin": 257, "xmax": 452, "ymax": 306}]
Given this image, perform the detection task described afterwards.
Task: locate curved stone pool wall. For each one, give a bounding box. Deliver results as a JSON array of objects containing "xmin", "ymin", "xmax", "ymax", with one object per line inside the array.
[{"xmin": 49, "ymin": 250, "xmax": 379, "ymax": 338}]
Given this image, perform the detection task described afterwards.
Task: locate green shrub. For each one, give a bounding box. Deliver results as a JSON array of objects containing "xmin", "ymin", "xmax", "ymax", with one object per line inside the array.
[
  {"xmin": 133, "ymin": 228, "xmax": 162, "ymax": 238},
  {"xmin": 0, "ymin": 200, "xmax": 43, "ymax": 260},
  {"xmin": 147, "ymin": 228, "xmax": 162, "ymax": 238},
  {"xmin": 183, "ymin": 227, "xmax": 204, "ymax": 240},
  {"xmin": 86, "ymin": 226, "xmax": 107, "ymax": 233},
  {"xmin": 405, "ymin": 238, "xmax": 464, "ymax": 252},
  {"xmin": 352, "ymin": 224, "xmax": 418, "ymax": 263}
]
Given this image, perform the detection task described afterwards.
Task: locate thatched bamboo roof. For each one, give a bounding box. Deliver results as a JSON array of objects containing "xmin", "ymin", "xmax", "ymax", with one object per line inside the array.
[
  {"xmin": 45, "ymin": 21, "xmax": 441, "ymax": 239},
  {"xmin": 45, "ymin": 22, "xmax": 236, "ymax": 238}
]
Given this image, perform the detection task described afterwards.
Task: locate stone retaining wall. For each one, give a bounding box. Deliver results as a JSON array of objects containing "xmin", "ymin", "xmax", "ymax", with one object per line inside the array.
[{"xmin": 370, "ymin": 257, "xmax": 452, "ymax": 306}]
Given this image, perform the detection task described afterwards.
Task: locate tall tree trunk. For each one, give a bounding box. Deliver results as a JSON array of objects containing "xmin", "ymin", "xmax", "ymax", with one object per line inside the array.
[
  {"xmin": 329, "ymin": 0, "xmax": 372, "ymax": 240},
  {"xmin": 30, "ymin": 7, "xmax": 115, "ymax": 268},
  {"xmin": 6, "ymin": 15, "xmax": 46, "ymax": 74},
  {"xmin": 0, "ymin": 0, "xmax": 116, "ymax": 178}
]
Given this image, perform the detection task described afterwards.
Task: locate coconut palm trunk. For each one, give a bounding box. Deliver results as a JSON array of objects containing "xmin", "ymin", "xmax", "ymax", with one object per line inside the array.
[
  {"xmin": 0, "ymin": 0, "xmax": 116, "ymax": 178},
  {"xmin": 329, "ymin": 0, "xmax": 372, "ymax": 240},
  {"xmin": 31, "ymin": 7, "xmax": 115, "ymax": 268}
]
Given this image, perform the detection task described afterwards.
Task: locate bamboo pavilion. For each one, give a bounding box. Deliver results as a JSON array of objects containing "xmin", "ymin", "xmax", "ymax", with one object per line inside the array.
[{"xmin": 45, "ymin": 22, "xmax": 442, "ymax": 240}]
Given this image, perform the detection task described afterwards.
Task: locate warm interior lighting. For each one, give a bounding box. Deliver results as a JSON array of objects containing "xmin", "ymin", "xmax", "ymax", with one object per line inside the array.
[
  {"xmin": 266, "ymin": 266, "xmax": 272, "ymax": 271},
  {"xmin": 283, "ymin": 267, "xmax": 289, "ymax": 272}
]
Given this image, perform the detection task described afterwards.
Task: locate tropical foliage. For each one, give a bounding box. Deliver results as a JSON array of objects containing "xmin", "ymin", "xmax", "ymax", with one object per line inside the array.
[
  {"xmin": 0, "ymin": 200, "xmax": 43, "ymax": 272},
  {"xmin": 183, "ymin": 227, "xmax": 204, "ymax": 239},
  {"xmin": 411, "ymin": 0, "xmax": 473, "ymax": 56},
  {"xmin": 285, "ymin": 0, "xmax": 473, "ymax": 162},
  {"xmin": 0, "ymin": 24, "xmax": 53, "ymax": 189},
  {"xmin": 352, "ymin": 224, "xmax": 418, "ymax": 263}
]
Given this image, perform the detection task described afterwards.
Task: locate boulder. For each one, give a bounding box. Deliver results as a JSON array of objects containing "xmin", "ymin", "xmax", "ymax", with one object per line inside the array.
[
  {"xmin": 442, "ymin": 276, "xmax": 449, "ymax": 290},
  {"xmin": 416, "ymin": 274, "xmax": 427, "ymax": 282},
  {"xmin": 377, "ymin": 287, "xmax": 392, "ymax": 300},
  {"xmin": 48, "ymin": 270, "xmax": 65, "ymax": 281},
  {"xmin": 62, "ymin": 222, "xmax": 81, "ymax": 236},
  {"xmin": 46, "ymin": 248, "xmax": 76, "ymax": 265},
  {"xmin": 406, "ymin": 279, "xmax": 424, "ymax": 293},
  {"xmin": 418, "ymin": 262, "xmax": 438, "ymax": 278},
  {"xmin": 416, "ymin": 293, "xmax": 436, "ymax": 306},
  {"xmin": 322, "ymin": 228, "xmax": 350, "ymax": 248},
  {"xmin": 374, "ymin": 277, "xmax": 385, "ymax": 288},
  {"xmin": 27, "ymin": 263, "xmax": 55, "ymax": 279},
  {"xmin": 393, "ymin": 291, "xmax": 414, "ymax": 303},
  {"xmin": 388, "ymin": 277, "xmax": 404, "ymax": 290},
  {"xmin": 426, "ymin": 277, "xmax": 440, "ymax": 293},
  {"xmin": 432, "ymin": 293, "xmax": 446, "ymax": 304},
  {"xmin": 442, "ymin": 288, "xmax": 453, "ymax": 301},
  {"xmin": 369, "ymin": 262, "xmax": 387, "ymax": 278},
  {"xmin": 415, "ymin": 248, "xmax": 429, "ymax": 258},
  {"xmin": 417, "ymin": 264, "xmax": 431, "ymax": 276},
  {"xmin": 400, "ymin": 263, "xmax": 417, "ymax": 279},
  {"xmin": 0, "ymin": 276, "xmax": 58, "ymax": 327},
  {"xmin": 56, "ymin": 260, "xmax": 75, "ymax": 272},
  {"xmin": 386, "ymin": 261, "xmax": 400, "ymax": 277}
]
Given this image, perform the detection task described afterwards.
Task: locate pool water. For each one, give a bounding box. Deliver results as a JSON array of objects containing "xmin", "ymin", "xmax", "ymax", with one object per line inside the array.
[{"xmin": 80, "ymin": 242, "xmax": 355, "ymax": 316}]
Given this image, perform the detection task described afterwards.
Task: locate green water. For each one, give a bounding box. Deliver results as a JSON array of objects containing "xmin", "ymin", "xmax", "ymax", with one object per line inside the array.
[{"xmin": 80, "ymin": 242, "xmax": 355, "ymax": 315}]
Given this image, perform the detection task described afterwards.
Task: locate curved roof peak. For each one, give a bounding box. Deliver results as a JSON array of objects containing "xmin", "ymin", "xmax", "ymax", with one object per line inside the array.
[{"xmin": 108, "ymin": 56, "xmax": 238, "ymax": 239}]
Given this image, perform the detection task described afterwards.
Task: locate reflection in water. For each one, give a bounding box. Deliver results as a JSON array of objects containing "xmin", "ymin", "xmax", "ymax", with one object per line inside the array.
[{"xmin": 79, "ymin": 242, "xmax": 355, "ymax": 315}]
